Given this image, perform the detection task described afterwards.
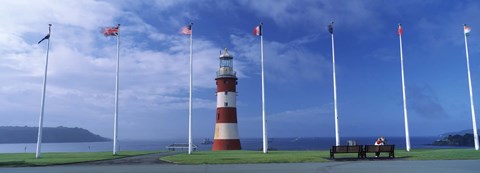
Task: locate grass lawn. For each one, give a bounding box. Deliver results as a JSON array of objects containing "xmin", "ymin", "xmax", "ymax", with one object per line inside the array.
[
  {"xmin": 161, "ymin": 149, "xmax": 480, "ymax": 164},
  {"xmin": 0, "ymin": 151, "xmax": 160, "ymax": 167}
]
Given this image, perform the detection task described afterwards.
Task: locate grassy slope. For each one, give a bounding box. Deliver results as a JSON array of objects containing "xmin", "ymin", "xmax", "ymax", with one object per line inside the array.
[
  {"xmin": 162, "ymin": 149, "xmax": 480, "ymax": 164},
  {"xmin": 0, "ymin": 151, "xmax": 159, "ymax": 167}
]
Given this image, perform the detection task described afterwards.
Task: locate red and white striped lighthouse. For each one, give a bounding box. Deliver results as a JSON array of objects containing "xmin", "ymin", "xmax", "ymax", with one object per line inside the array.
[{"xmin": 213, "ymin": 48, "xmax": 241, "ymax": 150}]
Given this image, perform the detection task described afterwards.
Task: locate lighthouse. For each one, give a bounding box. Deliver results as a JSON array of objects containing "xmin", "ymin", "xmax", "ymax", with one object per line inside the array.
[{"xmin": 213, "ymin": 48, "xmax": 241, "ymax": 150}]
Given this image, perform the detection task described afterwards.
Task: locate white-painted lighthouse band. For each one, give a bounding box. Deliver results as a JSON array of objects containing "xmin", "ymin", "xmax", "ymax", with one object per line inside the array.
[
  {"xmin": 216, "ymin": 92, "xmax": 237, "ymax": 108},
  {"xmin": 214, "ymin": 123, "xmax": 240, "ymax": 139}
]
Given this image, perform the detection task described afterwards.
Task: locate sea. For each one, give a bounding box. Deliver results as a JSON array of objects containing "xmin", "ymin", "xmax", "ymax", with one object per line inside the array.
[{"xmin": 0, "ymin": 137, "xmax": 469, "ymax": 153}]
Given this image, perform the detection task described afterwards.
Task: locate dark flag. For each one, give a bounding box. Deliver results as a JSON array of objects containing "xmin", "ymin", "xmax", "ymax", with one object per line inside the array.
[
  {"xmin": 328, "ymin": 22, "xmax": 334, "ymax": 34},
  {"xmin": 37, "ymin": 34, "xmax": 50, "ymax": 44}
]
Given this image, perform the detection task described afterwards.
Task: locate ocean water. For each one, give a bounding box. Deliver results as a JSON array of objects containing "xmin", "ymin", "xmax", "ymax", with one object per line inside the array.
[{"xmin": 0, "ymin": 137, "xmax": 469, "ymax": 153}]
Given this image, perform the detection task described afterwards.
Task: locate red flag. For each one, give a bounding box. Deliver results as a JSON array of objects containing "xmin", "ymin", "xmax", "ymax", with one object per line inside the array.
[
  {"xmin": 181, "ymin": 25, "xmax": 192, "ymax": 35},
  {"xmin": 398, "ymin": 24, "xmax": 403, "ymax": 36},
  {"xmin": 103, "ymin": 25, "xmax": 119, "ymax": 37},
  {"xmin": 253, "ymin": 25, "xmax": 262, "ymax": 36}
]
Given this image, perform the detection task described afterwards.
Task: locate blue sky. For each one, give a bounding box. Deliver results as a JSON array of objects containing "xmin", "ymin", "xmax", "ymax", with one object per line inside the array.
[{"xmin": 1, "ymin": 0, "xmax": 480, "ymax": 141}]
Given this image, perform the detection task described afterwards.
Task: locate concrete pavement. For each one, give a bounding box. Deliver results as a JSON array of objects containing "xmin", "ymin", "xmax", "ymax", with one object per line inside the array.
[{"xmin": 1, "ymin": 160, "xmax": 479, "ymax": 173}]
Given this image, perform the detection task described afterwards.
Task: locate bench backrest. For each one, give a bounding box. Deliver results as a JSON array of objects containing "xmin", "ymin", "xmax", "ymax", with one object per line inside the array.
[
  {"xmin": 379, "ymin": 145, "xmax": 394, "ymax": 152},
  {"xmin": 332, "ymin": 145, "xmax": 362, "ymax": 153},
  {"xmin": 364, "ymin": 145, "xmax": 394, "ymax": 152}
]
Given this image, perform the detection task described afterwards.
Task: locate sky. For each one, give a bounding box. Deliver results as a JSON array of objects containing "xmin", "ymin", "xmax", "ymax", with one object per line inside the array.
[{"xmin": 1, "ymin": 0, "xmax": 480, "ymax": 142}]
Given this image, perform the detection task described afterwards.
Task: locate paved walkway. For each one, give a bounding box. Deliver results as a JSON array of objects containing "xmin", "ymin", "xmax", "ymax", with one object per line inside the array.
[
  {"xmin": 73, "ymin": 152, "xmax": 178, "ymax": 165},
  {"xmin": 1, "ymin": 160, "xmax": 479, "ymax": 173}
]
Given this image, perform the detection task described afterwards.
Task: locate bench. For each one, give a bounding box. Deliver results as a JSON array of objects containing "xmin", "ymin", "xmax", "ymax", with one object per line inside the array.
[
  {"xmin": 329, "ymin": 145, "xmax": 363, "ymax": 159},
  {"xmin": 363, "ymin": 145, "xmax": 395, "ymax": 158},
  {"xmin": 166, "ymin": 143, "xmax": 197, "ymax": 151}
]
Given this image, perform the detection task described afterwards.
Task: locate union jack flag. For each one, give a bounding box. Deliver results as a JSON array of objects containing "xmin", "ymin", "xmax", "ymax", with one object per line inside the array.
[{"xmin": 103, "ymin": 25, "xmax": 119, "ymax": 36}]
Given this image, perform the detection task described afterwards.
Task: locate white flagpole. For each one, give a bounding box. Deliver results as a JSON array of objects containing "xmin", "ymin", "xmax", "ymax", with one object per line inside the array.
[
  {"xmin": 260, "ymin": 23, "xmax": 268, "ymax": 154},
  {"xmin": 330, "ymin": 22, "xmax": 340, "ymax": 146},
  {"xmin": 398, "ymin": 24, "xmax": 411, "ymax": 152},
  {"xmin": 463, "ymin": 24, "xmax": 480, "ymax": 150},
  {"xmin": 113, "ymin": 24, "xmax": 120, "ymax": 155},
  {"xmin": 36, "ymin": 24, "xmax": 52, "ymax": 159},
  {"xmin": 188, "ymin": 23, "xmax": 193, "ymax": 155}
]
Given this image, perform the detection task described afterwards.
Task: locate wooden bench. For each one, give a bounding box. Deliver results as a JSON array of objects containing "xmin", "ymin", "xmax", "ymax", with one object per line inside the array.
[
  {"xmin": 329, "ymin": 145, "xmax": 363, "ymax": 159},
  {"xmin": 363, "ymin": 145, "xmax": 395, "ymax": 158},
  {"xmin": 166, "ymin": 143, "xmax": 197, "ymax": 151}
]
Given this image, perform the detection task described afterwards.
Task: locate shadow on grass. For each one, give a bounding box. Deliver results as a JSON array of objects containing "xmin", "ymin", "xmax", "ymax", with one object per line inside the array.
[{"xmin": 0, "ymin": 161, "xmax": 32, "ymax": 167}]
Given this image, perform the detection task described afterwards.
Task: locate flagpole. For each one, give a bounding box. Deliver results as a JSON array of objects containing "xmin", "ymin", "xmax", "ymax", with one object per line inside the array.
[
  {"xmin": 330, "ymin": 22, "xmax": 339, "ymax": 146},
  {"xmin": 36, "ymin": 24, "xmax": 52, "ymax": 159},
  {"xmin": 259, "ymin": 23, "xmax": 268, "ymax": 154},
  {"xmin": 113, "ymin": 24, "xmax": 120, "ymax": 155},
  {"xmin": 188, "ymin": 23, "xmax": 193, "ymax": 155},
  {"xmin": 463, "ymin": 24, "xmax": 480, "ymax": 150},
  {"xmin": 398, "ymin": 24, "xmax": 411, "ymax": 152}
]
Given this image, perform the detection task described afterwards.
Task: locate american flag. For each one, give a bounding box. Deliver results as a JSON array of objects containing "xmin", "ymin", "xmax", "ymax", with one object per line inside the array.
[
  {"xmin": 103, "ymin": 25, "xmax": 119, "ymax": 37},
  {"xmin": 181, "ymin": 25, "xmax": 192, "ymax": 35}
]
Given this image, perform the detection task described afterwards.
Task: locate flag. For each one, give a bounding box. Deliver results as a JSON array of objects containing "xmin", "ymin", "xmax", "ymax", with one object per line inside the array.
[
  {"xmin": 181, "ymin": 25, "xmax": 192, "ymax": 35},
  {"xmin": 465, "ymin": 25, "xmax": 471, "ymax": 36},
  {"xmin": 253, "ymin": 25, "xmax": 262, "ymax": 36},
  {"xmin": 328, "ymin": 22, "xmax": 334, "ymax": 34},
  {"xmin": 398, "ymin": 24, "xmax": 403, "ymax": 36},
  {"xmin": 103, "ymin": 25, "xmax": 119, "ymax": 37},
  {"xmin": 37, "ymin": 34, "xmax": 50, "ymax": 44}
]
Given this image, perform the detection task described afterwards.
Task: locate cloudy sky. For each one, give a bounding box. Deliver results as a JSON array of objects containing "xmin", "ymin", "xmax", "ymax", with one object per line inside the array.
[{"xmin": 1, "ymin": 0, "xmax": 480, "ymax": 141}]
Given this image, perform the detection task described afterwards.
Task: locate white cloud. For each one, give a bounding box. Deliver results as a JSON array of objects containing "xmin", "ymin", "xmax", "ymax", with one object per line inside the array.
[
  {"xmin": 0, "ymin": 0, "xmax": 224, "ymax": 139},
  {"xmin": 230, "ymin": 34, "xmax": 330, "ymax": 83}
]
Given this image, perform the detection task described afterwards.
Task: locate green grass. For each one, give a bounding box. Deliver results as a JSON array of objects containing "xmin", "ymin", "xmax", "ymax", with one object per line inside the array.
[
  {"xmin": 0, "ymin": 151, "xmax": 160, "ymax": 167},
  {"xmin": 395, "ymin": 148, "xmax": 480, "ymax": 160},
  {"xmin": 2, "ymin": 149, "xmax": 479, "ymax": 166},
  {"xmin": 162, "ymin": 149, "xmax": 480, "ymax": 164}
]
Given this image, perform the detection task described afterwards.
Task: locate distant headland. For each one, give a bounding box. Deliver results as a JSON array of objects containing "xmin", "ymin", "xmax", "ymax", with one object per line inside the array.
[
  {"xmin": 0, "ymin": 126, "xmax": 110, "ymax": 144},
  {"xmin": 432, "ymin": 129, "xmax": 480, "ymax": 146}
]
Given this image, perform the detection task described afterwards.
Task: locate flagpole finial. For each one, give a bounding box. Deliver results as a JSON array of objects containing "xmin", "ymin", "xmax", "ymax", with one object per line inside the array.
[
  {"xmin": 48, "ymin": 24, "xmax": 52, "ymax": 26},
  {"xmin": 260, "ymin": 22, "xmax": 263, "ymax": 25},
  {"xmin": 398, "ymin": 23, "xmax": 402, "ymax": 26}
]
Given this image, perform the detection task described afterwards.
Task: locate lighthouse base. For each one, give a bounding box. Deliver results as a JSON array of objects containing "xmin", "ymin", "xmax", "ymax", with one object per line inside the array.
[{"xmin": 212, "ymin": 139, "xmax": 241, "ymax": 150}]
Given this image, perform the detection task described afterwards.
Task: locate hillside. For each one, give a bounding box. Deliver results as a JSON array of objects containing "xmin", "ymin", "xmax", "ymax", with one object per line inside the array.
[
  {"xmin": 0, "ymin": 126, "xmax": 111, "ymax": 143},
  {"xmin": 433, "ymin": 129, "xmax": 480, "ymax": 146}
]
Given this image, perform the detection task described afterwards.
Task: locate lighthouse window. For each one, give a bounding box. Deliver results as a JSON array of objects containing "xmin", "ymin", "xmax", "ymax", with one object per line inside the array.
[
  {"xmin": 224, "ymin": 102, "xmax": 228, "ymax": 106},
  {"xmin": 225, "ymin": 91, "xmax": 228, "ymax": 95},
  {"xmin": 226, "ymin": 80, "xmax": 229, "ymax": 84},
  {"xmin": 217, "ymin": 114, "xmax": 219, "ymax": 120}
]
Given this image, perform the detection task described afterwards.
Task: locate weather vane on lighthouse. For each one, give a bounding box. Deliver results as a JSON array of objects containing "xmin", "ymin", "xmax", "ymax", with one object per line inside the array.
[{"xmin": 212, "ymin": 48, "xmax": 241, "ymax": 150}]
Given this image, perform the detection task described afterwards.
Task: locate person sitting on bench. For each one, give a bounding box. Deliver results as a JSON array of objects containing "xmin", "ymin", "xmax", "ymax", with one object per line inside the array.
[{"xmin": 374, "ymin": 137, "xmax": 385, "ymax": 157}]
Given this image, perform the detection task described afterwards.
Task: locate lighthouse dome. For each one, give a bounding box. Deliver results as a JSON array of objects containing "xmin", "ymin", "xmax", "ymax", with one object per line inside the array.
[{"xmin": 220, "ymin": 48, "xmax": 233, "ymax": 59}]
